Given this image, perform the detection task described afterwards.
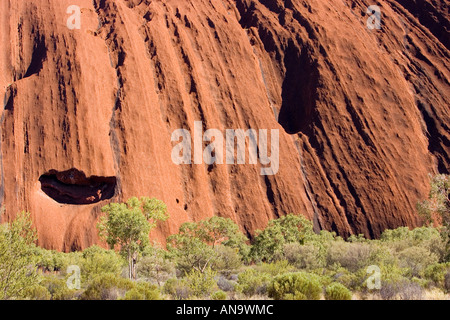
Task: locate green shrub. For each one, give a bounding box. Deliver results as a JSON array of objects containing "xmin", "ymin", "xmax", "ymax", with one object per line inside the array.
[
  {"xmin": 81, "ymin": 246, "xmax": 124, "ymax": 282},
  {"xmin": 250, "ymin": 214, "xmax": 315, "ymax": 262},
  {"xmin": 255, "ymin": 260, "xmax": 295, "ymax": 277},
  {"xmin": 81, "ymin": 273, "xmax": 135, "ymax": 300},
  {"xmin": 423, "ymin": 263, "xmax": 450, "ymax": 288},
  {"xmin": 167, "ymin": 216, "xmax": 249, "ymax": 274},
  {"xmin": 40, "ymin": 276, "xmax": 79, "ymax": 300},
  {"xmin": 34, "ymin": 248, "xmax": 70, "ymax": 272},
  {"xmin": 211, "ymin": 245, "xmax": 242, "ymax": 274},
  {"xmin": 122, "ymin": 282, "xmax": 161, "ymax": 300},
  {"xmin": 381, "ymin": 226, "xmax": 447, "ymax": 261},
  {"xmin": 163, "ymin": 278, "xmax": 192, "ymax": 300},
  {"xmin": 324, "ymin": 283, "xmax": 352, "ymax": 300},
  {"xmin": 24, "ymin": 284, "xmax": 51, "ymax": 300},
  {"xmin": 326, "ymin": 241, "xmax": 373, "ymax": 272},
  {"xmin": 185, "ymin": 267, "xmax": 218, "ymax": 298},
  {"xmin": 268, "ymin": 272, "xmax": 322, "ymax": 300},
  {"xmin": 237, "ymin": 268, "xmax": 271, "ymax": 297},
  {"xmin": 137, "ymin": 248, "xmax": 175, "ymax": 286},
  {"xmin": 397, "ymin": 246, "xmax": 439, "ymax": 277},
  {"xmin": 284, "ymin": 243, "xmax": 325, "ymax": 270},
  {"xmin": 0, "ymin": 212, "xmax": 39, "ymax": 300},
  {"xmin": 211, "ymin": 290, "xmax": 227, "ymax": 300}
]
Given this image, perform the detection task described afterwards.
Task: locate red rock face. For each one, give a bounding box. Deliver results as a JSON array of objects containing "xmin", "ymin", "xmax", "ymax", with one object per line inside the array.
[{"xmin": 0, "ymin": 0, "xmax": 448, "ymax": 251}]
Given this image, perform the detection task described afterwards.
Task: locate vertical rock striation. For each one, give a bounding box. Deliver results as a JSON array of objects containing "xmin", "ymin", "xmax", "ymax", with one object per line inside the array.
[{"xmin": 0, "ymin": 0, "xmax": 448, "ymax": 250}]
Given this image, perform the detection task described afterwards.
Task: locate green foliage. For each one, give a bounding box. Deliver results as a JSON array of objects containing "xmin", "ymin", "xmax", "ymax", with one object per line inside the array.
[
  {"xmin": 163, "ymin": 278, "xmax": 192, "ymax": 300},
  {"xmin": 167, "ymin": 216, "xmax": 248, "ymax": 274},
  {"xmin": 325, "ymin": 282, "xmax": 352, "ymax": 300},
  {"xmin": 268, "ymin": 272, "xmax": 322, "ymax": 300},
  {"xmin": 237, "ymin": 268, "xmax": 271, "ymax": 297},
  {"xmin": 33, "ymin": 247, "xmax": 70, "ymax": 272},
  {"xmin": 284, "ymin": 243, "xmax": 325, "ymax": 270},
  {"xmin": 5, "ymin": 191, "xmax": 450, "ymax": 301},
  {"xmin": 211, "ymin": 290, "xmax": 227, "ymax": 300},
  {"xmin": 167, "ymin": 232, "xmax": 216, "ymax": 275},
  {"xmin": 23, "ymin": 284, "xmax": 51, "ymax": 300},
  {"xmin": 98, "ymin": 197, "xmax": 168, "ymax": 279},
  {"xmin": 137, "ymin": 246, "xmax": 175, "ymax": 286},
  {"xmin": 0, "ymin": 212, "xmax": 39, "ymax": 300},
  {"xmin": 417, "ymin": 174, "xmax": 450, "ymax": 224},
  {"xmin": 250, "ymin": 214, "xmax": 315, "ymax": 262},
  {"xmin": 417, "ymin": 174, "xmax": 450, "ymax": 260},
  {"xmin": 40, "ymin": 276, "xmax": 79, "ymax": 300},
  {"xmin": 326, "ymin": 241, "xmax": 375, "ymax": 272},
  {"xmin": 254, "ymin": 260, "xmax": 295, "ymax": 277},
  {"xmin": 211, "ymin": 245, "xmax": 242, "ymax": 274},
  {"xmin": 81, "ymin": 245, "xmax": 124, "ymax": 282},
  {"xmin": 185, "ymin": 267, "xmax": 218, "ymax": 298},
  {"xmin": 81, "ymin": 273, "xmax": 135, "ymax": 300},
  {"xmin": 122, "ymin": 282, "xmax": 161, "ymax": 300},
  {"xmin": 329, "ymin": 267, "xmax": 365, "ymax": 291},
  {"xmin": 423, "ymin": 262, "xmax": 450, "ymax": 289},
  {"xmin": 397, "ymin": 246, "xmax": 439, "ymax": 277}
]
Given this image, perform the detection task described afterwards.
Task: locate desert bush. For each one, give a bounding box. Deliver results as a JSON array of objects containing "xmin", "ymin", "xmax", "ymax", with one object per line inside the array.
[
  {"xmin": 445, "ymin": 270, "xmax": 450, "ymax": 292},
  {"xmin": 216, "ymin": 274, "xmax": 236, "ymax": 292},
  {"xmin": 40, "ymin": 276, "xmax": 79, "ymax": 300},
  {"xmin": 23, "ymin": 284, "xmax": 51, "ymax": 300},
  {"xmin": 381, "ymin": 226, "xmax": 447, "ymax": 263},
  {"xmin": 326, "ymin": 241, "xmax": 373, "ymax": 272},
  {"xmin": 211, "ymin": 290, "xmax": 227, "ymax": 300},
  {"xmin": 324, "ymin": 282, "xmax": 352, "ymax": 300},
  {"xmin": 417, "ymin": 174, "xmax": 449, "ymax": 261},
  {"xmin": 163, "ymin": 278, "xmax": 192, "ymax": 300},
  {"xmin": 329, "ymin": 267, "xmax": 366, "ymax": 291},
  {"xmin": 255, "ymin": 260, "xmax": 295, "ymax": 277},
  {"xmin": 423, "ymin": 263, "xmax": 450, "ymax": 289},
  {"xmin": 137, "ymin": 247, "xmax": 175, "ymax": 286},
  {"xmin": 378, "ymin": 278, "xmax": 423, "ymax": 300},
  {"xmin": 81, "ymin": 273, "xmax": 135, "ymax": 300},
  {"xmin": 122, "ymin": 282, "xmax": 161, "ymax": 300},
  {"xmin": 33, "ymin": 248, "xmax": 70, "ymax": 272},
  {"xmin": 237, "ymin": 268, "xmax": 271, "ymax": 297},
  {"xmin": 0, "ymin": 212, "xmax": 39, "ymax": 300},
  {"xmin": 397, "ymin": 246, "xmax": 439, "ymax": 277},
  {"xmin": 380, "ymin": 280, "xmax": 424, "ymax": 300},
  {"xmin": 268, "ymin": 272, "xmax": 322, "ymax": 300},
  {"xmin": 167, "ymin": 216, "xmax": 249, "ymax": 274},
  {"xmin": 284, "ymin": 243, "xmax": 325, "ymax": 270},
  {"xmin": 81, "ymin": 246, "xmax": 124, "ymax": 282},
  {"xmin": 185, "ymin": 267, "xmax": 218, "ymax": 298},
  {"xmin": 250, "ymin": 214, "xmax": 315, "ymax": 262},
  {"xmin": 211, "ymin": 245, "xmax": 242, "ymax": 274}
]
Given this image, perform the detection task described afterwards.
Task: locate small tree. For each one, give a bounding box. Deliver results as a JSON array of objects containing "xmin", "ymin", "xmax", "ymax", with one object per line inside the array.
[
  {"xmin": 167, "ymin": 216, "xmax": 248, "ymax": 274},
  {"xmin": 250, "ymin": 214, "xmax": 315, "ymax": 262},
  {"xmin": 0, "ymin": 211, "xmax": 39, "ymax": 299},
  {"xmin": 97, "ymin": 197, "xmax": 168, "ymax": 280},
  {"xmin": 417, "ymin": 174, "xmax": 450, "ymax": 260}
]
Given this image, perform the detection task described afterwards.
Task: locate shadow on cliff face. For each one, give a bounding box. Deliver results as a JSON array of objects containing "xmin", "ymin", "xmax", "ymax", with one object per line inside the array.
[
  {"xmin": 39, "ymin": 168, "xmax": 117, "ymax": 205},
  {"xmin": 278, "ymin": 40, "xmax": 320, "ymax": 135}
]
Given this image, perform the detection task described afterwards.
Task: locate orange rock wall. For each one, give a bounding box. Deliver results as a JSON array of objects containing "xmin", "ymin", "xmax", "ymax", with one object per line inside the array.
[{"xmin": 0, "ymin": 0, "xmax": 448, "ymax": 251}]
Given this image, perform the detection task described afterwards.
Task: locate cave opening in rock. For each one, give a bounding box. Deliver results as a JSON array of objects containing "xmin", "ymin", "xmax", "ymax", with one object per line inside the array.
[{"xmin": 39, "ymin": 168, "xmax": 117, "ymax": 205}]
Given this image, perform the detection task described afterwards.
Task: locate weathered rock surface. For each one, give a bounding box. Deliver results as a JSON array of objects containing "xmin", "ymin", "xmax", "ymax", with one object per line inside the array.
[{"xmin": 0, "ymin": 0, "xmax": 448, "ymax": 250}]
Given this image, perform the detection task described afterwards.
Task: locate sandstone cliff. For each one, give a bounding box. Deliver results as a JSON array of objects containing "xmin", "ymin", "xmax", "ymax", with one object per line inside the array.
[{"xmin": 0, "ymin": 0, "xmax": 448, "ymax": 250}]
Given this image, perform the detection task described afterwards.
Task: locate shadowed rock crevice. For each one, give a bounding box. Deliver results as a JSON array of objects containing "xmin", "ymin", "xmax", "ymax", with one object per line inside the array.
[
  {"xmin": 278, "ymin": 41, "xmax": 320, "ymax": 134},
  {"xmin": 39, "ymin": 169, "xmax": 116, "ymax": 205}
]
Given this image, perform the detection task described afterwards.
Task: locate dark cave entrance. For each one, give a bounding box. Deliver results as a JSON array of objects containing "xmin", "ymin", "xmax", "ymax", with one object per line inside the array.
[{"xmin": 39, "ymin": 168, "xmax": 116, "ymax": 205}]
